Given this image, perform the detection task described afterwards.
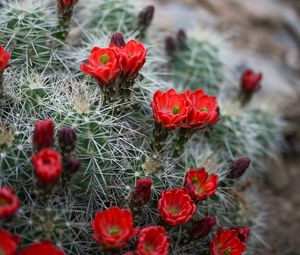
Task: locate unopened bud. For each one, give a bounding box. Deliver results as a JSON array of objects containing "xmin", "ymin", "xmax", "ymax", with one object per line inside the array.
[
  {"xmin": 64, "ymin": 156, "xmax": 81, "ymax": 176},
  {"xmin": 59, "ymin": 127, "xmax": 77, "ymax": 153},
  {"xmin": 229, "ymin": 157, "xmax": 251, "ymax": 179},
  {"xmin": 231, "ymin": 226, "xmax": 250, "ymax": 243},
  {"xmin": 110, "ymin": 32, "xmax": 126, "ymax": 47},
  {"xmin": 190, "ymin": 216, "xmax": 216, "ymax": 240},
  {"xmin": 138, "ymin": 5, "xmax": 155, "ymax": 28},
  {"xmin": 131, "ymin": 177, "xmax": 152, "ymax": 206},
  {"xmin": 165, "ymin": 36, "xmax": 177, "ymax": 55},
  {"xmin": 177, "ymin": 29, "xmax": 187, "ymax": 49}
]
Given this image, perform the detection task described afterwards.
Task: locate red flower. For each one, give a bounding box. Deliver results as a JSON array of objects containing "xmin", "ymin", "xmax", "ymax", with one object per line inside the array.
[
  {"xmin": 185, "ymin": 89, "xmax": 219, "ymax": 128},
  {"xmin": 131, "ymin": 177, "xmax": 152, "ymax": 206},
  {"xmin": 240, "ymin": 69, "xmax": 262, "ymax": 93},
  {"xmin": 91, "ymin": 207, "xmax": 138, "ymax": 250},
  {"xmin": 118, "ymin": 40, "xmax": 147, "ymax": 78},
  {"xmin": 80, "ymin": 47, "xmax": 121, "ymax": 85},
  {"xmin": 18, "ymin": 241, "xmax": 65, "ymax": 255},
  {"xmin": 0, "ymin": 188, "xmax": 20, "ymax": 218},
  {"xmin": 58, "ymin": 0, "xmax": 78, "ymax": 6},
  {"xmin": 210, "ymin": 228, "xmax": 246, "ymax": 255},
  {"xmin": 135, "ymin": 226, "xmax": 170, "ymax": 255},
  {"xmin": 33, "ymin": 120, "xmax": 54, "ymax": 150},
  {"xmin": 0, "ymin": 229, "xmax": 20, "ymax": 255},
  {"xmin": 151, "ymin": 89, "xmax": 190, "ymax": 129},
  {"xmin": 0, "ymin": 45, "xmax": 10, "ymax": 71},
  {"xmin": 32, "ymin": 148, "xmax": 62, "ymax": 185},
  {"xmin": 184, "ymin": 168, "xmax": 218, "ymax": 200},
  {"xmin": 231, "ymin": 227, "xmax": 250, "ymax": 243},
  {"xmin": 158, "ymin": 188, "xmax": 196, "ymax": 226}
]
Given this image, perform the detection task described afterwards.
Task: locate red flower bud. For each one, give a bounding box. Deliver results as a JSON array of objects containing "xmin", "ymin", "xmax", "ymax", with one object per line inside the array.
[
  {"xmin": 165, "ymin": 36, "xmax": 177, "ymax": 55},
  {"xmin": 81, "ymin": 47, "xmax": 121, "ymax": 85},
  {"xmin": 231, "ymin": 226, "xmax": 250, "ymax": 243},
  {"xmin": 58, "ymin": 127, "xmax": 77, "ymax": 152},
  {"xmin": 91, "ymin": 207, "xmax": 138, "ymax": 250},
  {"xmin": 189, "ymin": 216, "xmax": 216, "ymax": 240},
  {"xmin": 18, "ymin": 240, "xmax": 65, "ymax": 255},
  {"xmin": 0, "ymin": 45, "xmax": 10, "ymax": 71},
  {"xmin": 131, "ymin": 177, "xmax": 152, "ymax": 206},
  {"xmin": 184, "ymin": 168, "xmax": 218, "ymax": 200},
  {"xmin": 151, "ymin": 89, "xmax": 190, "ymax": 129},
  {"xmin": 32, "ymin": 148, "xmax": 63, "ymax": 185},
  {"xmin": 110, "ymin": 32, "xmax": 126, "ymax": 47},
  {"xmin": 118, "ymin": 40, "xmax": 147, "ymax": 78},
  {"xmin": 0, "ymin": 187, "xmax": 20, "ymax": 218},
  {"xmin": 135, "ymin": 226, "xmax": 170, "ymax": 255},
  {"xmin": 184, "ymin": 89, "xmax": 219, "ymax": 129},
  {"xmin": 240, "ymin": 69, "xmax": 262, "ymax": 94},
  {"xmin": 64, "ymin": 156, "xmax": 81, "ymax": 176},
  {"xmin": 0, "ymin": 229, "xmax": 20, "ymax": 255},
  {"xmin": 33, "ymin": 120, "xmax": 54, "ymax": 150},
  {"xmin": 138, "ymin": 5, "xmax": 155, "ymax": 28},
  {"xmin": 229, "ymin": 157, "xmax": 251, "ymax": 179},
  {"xmin": 210, "ymin": 228, "xmax": 247, "ymax": 255},
  {"xmin": 177, "ymin": 29, "xmax": 187, "ymax": 49},
  {"xmin": 158, "ymin": 188, "xmax": 196, "ymax": 226},
  {"xmin": 58, "ymin": 0, "xmax": 78, "ymax": 7}
]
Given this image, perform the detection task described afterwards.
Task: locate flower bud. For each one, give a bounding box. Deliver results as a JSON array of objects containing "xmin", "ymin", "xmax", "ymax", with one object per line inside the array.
[
  {"xmin": 165, "ymin": 36, "xmax": 177, "ymax": 55},
  {"xmin": 177, "ymin": 29, "xmax": 187, "ymax": 49},
  {"xmin": 231, "ymin": 226, "xmax": 250, "ymax": 243},
  {"xmin": 131, "ymin": 177, "xmax": 152, "ymax": 206},
  {"xmin": 110, "ymin": 32, "xmax": 126, "ymax": 47},
  {"xmin": 189, "ymin": 216, "xmax": 216, "ymax": 240},
  {"xmin": 59, "ymin": 127, "xmax": 77, "ymax": 153},
  {"xmin": 138, "ymin": 5, "xmax": 155, "ymax": 28},
  {"xmin": 0, "ymin": 187, "xmax": 20, "ymax": 218},
  {"xmin": 33, "ymin": 120, "xmax": 54, "ymax": 150},
  {"xmin": 58, "ymin": 0, "xmax": 79, "ymax": 7},
  {"xmin": 240, "ymin": 69, "xmax": 262, "ymax": 94},
  {"xmin": 64, "ymin": 156, "xmax": 81, "ymax": 176},
  {"xmin": 229, "ymin": 157, "xmax": 251, "ymax": 179},
  {"xmin": 0, "ymin": 45, "xmax": 10, "ymax": 71}
]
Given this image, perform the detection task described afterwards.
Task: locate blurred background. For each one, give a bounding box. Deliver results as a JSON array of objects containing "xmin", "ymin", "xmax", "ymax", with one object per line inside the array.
[{"xmin": 147, "ymin": 0, "xmax": 300, "ymax": 254}]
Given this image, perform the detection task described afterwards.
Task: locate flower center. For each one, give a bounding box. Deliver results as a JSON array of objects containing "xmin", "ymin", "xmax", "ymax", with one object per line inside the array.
[
  {"xmin": 168, "ymin": 206, "xmax": 181, "ymax": 215},
  {"xmin": 224, "ymin": 249, "xmax": 232, "ymax": 255},
  {"xmin": 0, "ymin": 198, "xmax": 8, "ymax": 207},
  {"xmin": 109, "ymin": 226, "xmax": 121, "ymax": 235},
  {"xmin": 200, "ymin": 107, "xmax": 208, "ymax": 112},
  {"xmin": 145, "ymin": 244, "xmax": 155, "ymax": 253},
  {"xmin": 0, "ymin": 248, "xmax": 5, "ymax": 255},
  {"xmin": 192, "ymin": 177, "xmax": 198, "ymax": 183},
  {"xmin": 99, "ymin": 54, "xmax": 109, "ymax": 64},
  {"xmin": 172, "ymin": 105, "xmax": 180, "ymax": 114},
  {"xmin": 42, "ymin": 158, "xmax": 51, "ymax": 165}
]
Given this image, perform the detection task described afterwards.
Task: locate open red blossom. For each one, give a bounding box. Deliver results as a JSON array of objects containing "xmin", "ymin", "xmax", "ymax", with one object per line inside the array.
[
  {"xmin": 184, "ymin": 168, "xmax": 218, "ymax": 200},
  {"xmin": 185, "ymin": 89, "xmax": 219, "ymax": 128},
  {"xmin": 117, "ymin": 40, "xmax": 147, "ymax": 78},
  {"xmin": 210, "ymin": 228, "xmax": 246, "ymax": 255},
  {"xmin": 33, "ymin": 119, "xmax": 54, "ymax": 150},
  {"xmin": 240, "ymin": 69, "xmax": 262, "ymax": 93},
  {"xmin": 80, "ymin": 47, "xmax": 121, "ymax": 85},
  {"xmin": 91, "ymin": 207, "xmax": 138, "ymax": 250},
  {"xmin": 0, "ymin": 229, "xmax": 20, "ymax": 255},
  {"xmin": 32, "ymin": 148, "xmax": 62, "ymax": 185},
  {"xmin": 135, "ymin": 226, "xmax": 170, "ymax": 255},
  {"xmin": 158, "ymin": 188, "xmax": 196, "ymax": 226},
  {"xmin": 0, "ymin": 45, "xmax": 10, "ymax": 71},
  {"xmin": 152, "ymin": 89, "xmax": 190, "ymax": 129},
  {"xmin": 0, "ymin": 188, "xmax": 20, "ymax": 218},
  {"xmin": 18, "ymin": 241, "xmax": 65, "ymax": 255}
]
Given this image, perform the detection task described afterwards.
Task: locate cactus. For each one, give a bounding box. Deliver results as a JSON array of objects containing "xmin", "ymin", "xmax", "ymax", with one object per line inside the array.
[{"xmin": 0, "ymin": 0, "xmax": 283, "ymax": 254}]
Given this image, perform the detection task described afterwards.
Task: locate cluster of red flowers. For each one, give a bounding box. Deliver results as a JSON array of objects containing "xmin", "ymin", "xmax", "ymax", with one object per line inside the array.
[
  {"xmin": 81, "ymin": 36, "xmax": 147, "ymax": 86},
  {"xmin": 0, "ymin": 230, "xmax": 64, "ymax": 255},
  {"xmin": 0, "ymin": 44, "xmax": 10, "ymax": 71},
  {"xmin": 152, "ymin": 88, "xmax": 219, "ymax": 129},
  {"xmin": 91, "ymin": 207, "xmax": 170, "ymax": 255}
]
